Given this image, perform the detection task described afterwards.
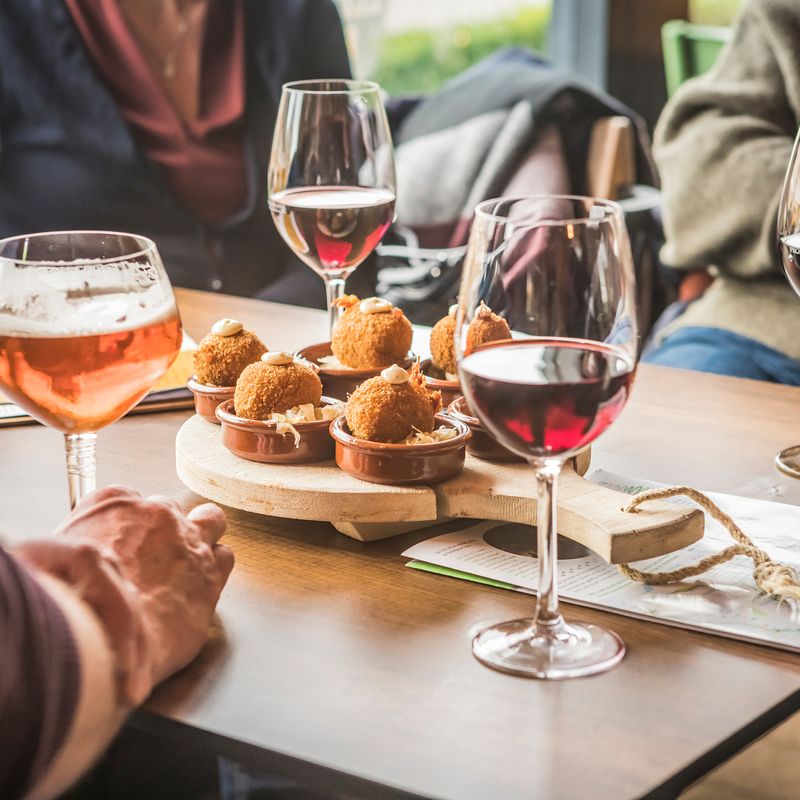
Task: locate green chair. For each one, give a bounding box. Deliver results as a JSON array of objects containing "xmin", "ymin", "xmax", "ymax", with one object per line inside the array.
[{"xmin": 661, "ymin": 20, "xmax": 733, "ymax": 97}]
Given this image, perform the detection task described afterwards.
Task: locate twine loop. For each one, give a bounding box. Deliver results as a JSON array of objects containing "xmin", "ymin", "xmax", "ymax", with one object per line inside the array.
[{"xmin": 619, "ymin": 486, "xmax": 800, "ymax": 602}]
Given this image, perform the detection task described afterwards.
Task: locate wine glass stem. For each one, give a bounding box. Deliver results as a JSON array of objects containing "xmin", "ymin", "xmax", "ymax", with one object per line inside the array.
[
  {"xmin": 325, "ymin": 277, "xmax": 347, "ymax": 338},
  {"xmin": 533, "ymin": 459, "xmax": 566, "ymax": 631},
  {"xmin": 65, "ymin": 432, "xmax": 97, "ymax": 509}
]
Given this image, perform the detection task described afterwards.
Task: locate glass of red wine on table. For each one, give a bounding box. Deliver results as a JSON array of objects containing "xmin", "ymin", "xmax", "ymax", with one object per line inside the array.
[
  {"xmin": 0, "ymin": 231, "xmax": 182, "ymax": 508},
  {"xmin": 268, "ymin": 79, "xmax": 396, "ymax": 337},
  {"xmin": 775, "ymin": 133, "xmax": 800, "ymax": 477},
  {"xmin": 454, "ymin": 196, "xmax": 639, "ymax": 679}
]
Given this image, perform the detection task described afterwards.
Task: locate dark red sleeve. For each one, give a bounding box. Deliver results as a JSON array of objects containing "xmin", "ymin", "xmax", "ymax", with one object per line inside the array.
[{"xmin": 0, "ymin": 546, "xmax": 81, "ymax": 800}]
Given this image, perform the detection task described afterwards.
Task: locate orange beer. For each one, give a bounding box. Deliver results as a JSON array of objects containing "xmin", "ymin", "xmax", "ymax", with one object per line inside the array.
[{"xmin": 0, "ymin": 313, "xmax": 182, "ymax": 433}]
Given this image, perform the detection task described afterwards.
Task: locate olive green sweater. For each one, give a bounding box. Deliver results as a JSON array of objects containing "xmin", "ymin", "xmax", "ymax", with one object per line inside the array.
[{"xmin": 653, "ymin": 0, "xmax": 800, "ymax": 359}]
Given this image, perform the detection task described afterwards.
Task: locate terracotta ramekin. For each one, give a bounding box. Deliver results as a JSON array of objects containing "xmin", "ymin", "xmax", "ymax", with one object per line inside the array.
[
  {"xmin": 295, "ymin": 342, "xmax": 414, "ymax": 402},
  {"xmin": 419, "ymin": 358, "xmax": 461, "ymax": 408},
  {"xmin": 187, "ymin": 377, "xmax": 235, "ymax": 424},
  {"xmin": 216, "ymin": 397, "xmax": 340, "ymax": 464},
  {"xmin": 447, "ymin": 395, "xmax": 525, "ymax": 463},
  {"xmin": 330, "ymin": 413, "xmax": 470, "ymax": 485}
]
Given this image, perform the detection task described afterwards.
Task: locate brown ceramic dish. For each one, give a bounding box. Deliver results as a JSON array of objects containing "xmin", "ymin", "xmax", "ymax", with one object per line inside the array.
[
  {"xmin": 187, "ymin": 377, "xmax": 235, "ymax": 424},
  {"xmin": 216, "ymin": 397, "xmax": 341, "ymax": 464},
  {"xmin": 296, "ymin": 342, "xmax": 414, "ymax": 401},
  {"xmin": 419, "ymin": 358, "xmax": 461, "ymax": 408},
  {"xmin": 447, "ymin": 395, "xmax": 524, "ymax": 463},
  {"xmin": 330, "ymin": 413, "xmax": 470, "ymax": 486}
]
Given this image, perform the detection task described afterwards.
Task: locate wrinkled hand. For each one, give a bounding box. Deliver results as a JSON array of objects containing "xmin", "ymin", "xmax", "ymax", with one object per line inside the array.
[{"xmin": 14, "ymin": 486, "xmax": 233, "ymax": 706}]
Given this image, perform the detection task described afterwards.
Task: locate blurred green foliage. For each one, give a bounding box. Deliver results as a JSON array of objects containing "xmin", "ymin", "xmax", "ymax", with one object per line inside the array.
[
  {"xmin": 369, "ymin": 6, "xmax": 550, "ymax": 97},
  {"xmin": 689, "ymin": 0, "xmax": 742, "ymax": 26},
  {"xmin": 369, "ymin": 0, "xmax": 741, "ymax": 98}
]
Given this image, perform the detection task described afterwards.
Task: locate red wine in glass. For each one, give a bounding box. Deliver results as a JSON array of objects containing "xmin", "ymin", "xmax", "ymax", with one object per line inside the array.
[
  {"xmin": 270, "ymin": 186, "xmax": 395, "ymax": 278},
  {"xmin": 454, "ymin": 195, "xmax": 639, "ymax": 680},
  {"xmin": 459, "ymin": 339, "xmax": 636, "ymax": 460}
]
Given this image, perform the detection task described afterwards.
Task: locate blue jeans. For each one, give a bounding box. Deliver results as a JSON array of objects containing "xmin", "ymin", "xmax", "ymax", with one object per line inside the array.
[
  {"xmin": 219, "ymin": 758, "xmax": 339, "ymax": 800},
  {"xmin": 642, "ymin": 325, "xmax": 800, "ymax": 385}
]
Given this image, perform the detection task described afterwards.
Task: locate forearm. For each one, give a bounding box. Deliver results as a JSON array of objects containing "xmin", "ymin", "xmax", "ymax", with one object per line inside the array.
[
  {"xmin": 14, "ymin": 539, "xmax": 154, "ymax": 707},
  {"xmin": 22, "ymin": 575, "xmax": 127, "ymax": 800},
  {"xmin": 3, "ymin": 489, "xmax": 231, "ymax": 800},
  {"xmin": 0, "ymin": 542, "xmax": 134, "ymax": 800}
]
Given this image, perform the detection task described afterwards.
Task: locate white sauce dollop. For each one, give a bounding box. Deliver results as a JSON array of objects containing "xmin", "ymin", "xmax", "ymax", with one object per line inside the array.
[
  {"xmin": 211, "ymin": 318, "xmax": 243, "ymax": 336},
  {"xmin": 261, "ymin": 351, "xmax": 294, "ymax": 365},
  {"xmin": 360, "ymin": 297, "xmax": 393, "ymax": 315},
  {"xmin": 381, "ymin": 364, "xmax": 409, "ymax": 384}
]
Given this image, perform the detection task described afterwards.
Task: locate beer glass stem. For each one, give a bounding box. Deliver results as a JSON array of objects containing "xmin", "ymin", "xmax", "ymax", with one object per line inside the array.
[{"xmin": 65, "ymin": 433, "xmax": 97, "ymax": 509}]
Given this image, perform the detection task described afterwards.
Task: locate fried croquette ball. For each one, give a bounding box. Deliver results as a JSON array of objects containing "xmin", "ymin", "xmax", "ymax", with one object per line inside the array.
[
  {"xmin": 465, "ymin": 302, "xmax": 511, "ymax": 353},
  {"xmin": 193, "ymin": 320, "xmax": 267, "ymax": 386},
  {"xmin": 234, "ymin": 358, "xmax": 322, "ymax": 420},
  {"xmin": 331, "ymin": 295, "xmax": 413, "ymax": 369},
  {"xmin": 345, "ymin": 362, "xmax": 442, "ymax": 443},
  {"xmin": 430, "ymin": 310, "xmax": 457, "ymax": 375}
]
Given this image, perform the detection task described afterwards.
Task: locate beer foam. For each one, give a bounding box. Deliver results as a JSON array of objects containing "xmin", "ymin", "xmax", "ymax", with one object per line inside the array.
[{"xmin": 0, "ymin": 279, "xmax": 177, "ymax": 338}]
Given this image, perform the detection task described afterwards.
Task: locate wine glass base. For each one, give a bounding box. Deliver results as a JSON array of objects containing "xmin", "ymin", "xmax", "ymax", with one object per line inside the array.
[
  {"xmin": 472, "ymin": 618, "xmax": 625, "ymax": 679},
  {"xmin": 776, "ymin": 446, "xmax": 800, "ymax": 479}
]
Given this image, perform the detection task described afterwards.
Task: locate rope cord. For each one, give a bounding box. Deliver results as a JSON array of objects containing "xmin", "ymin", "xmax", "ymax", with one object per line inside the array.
[{"xmin": 619, "ymin": 486, "xmax": 800, "ymax": 602}]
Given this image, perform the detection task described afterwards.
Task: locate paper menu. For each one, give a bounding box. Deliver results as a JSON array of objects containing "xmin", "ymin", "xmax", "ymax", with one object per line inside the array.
[
  {"xmin": 402, "ymin": 471, "xmax": 800, "ymax": 653},
  {"xmin": 149, "ymin": 332, "xmax": 197, "ymax": 392}
]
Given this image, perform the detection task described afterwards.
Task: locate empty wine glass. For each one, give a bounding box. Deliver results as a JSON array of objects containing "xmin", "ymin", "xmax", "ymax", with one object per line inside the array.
[
  {"xmin": 455, "ymin": 196, "xmax": 639, "ymax": 679},
  {"xmin": 776, "ymin": 131, "xmax": 800, "ymax": 477},
  {"xmin": 0, "ymin": 231, "xmax": 182, "ymax": 508},
  {"xmin": 268, "ymin": 79, "xmax": 396, "ymax": 336}
]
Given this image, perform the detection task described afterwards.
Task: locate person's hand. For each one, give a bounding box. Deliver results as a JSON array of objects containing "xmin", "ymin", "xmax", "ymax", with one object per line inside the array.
[{"xmin": 14, "ymin": 486, "xmax": 233, "ymax": 706}]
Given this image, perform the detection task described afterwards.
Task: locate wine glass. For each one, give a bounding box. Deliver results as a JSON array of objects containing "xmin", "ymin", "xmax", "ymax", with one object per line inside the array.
[
  {"xmin": 776, "ymin": 133, "xmax": 800, "ymax": 477},
  {"xmin": 0, "ymin": 231, "xmax": 182, "ymax": 508},
  {"xmin": 268, "ymin": 79, "xmax": 396, "ymax": 337},
  {"xmin": 454, "ymin": 196, "xmax": 639, "ymax": 679}
]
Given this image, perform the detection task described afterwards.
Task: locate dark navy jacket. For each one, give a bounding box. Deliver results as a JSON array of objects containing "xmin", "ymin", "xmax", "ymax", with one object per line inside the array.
[{"xmin": 0, "ymin": 0, "xmax": 351, "ymax": 298}]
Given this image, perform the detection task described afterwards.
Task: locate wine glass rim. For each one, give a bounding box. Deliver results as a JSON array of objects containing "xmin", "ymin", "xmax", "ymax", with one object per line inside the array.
[
  {"xmin": 473, "ymin": 195, "xmax": 624, "ymax": 226},
  {"xmin": 282, "ymin": 79, "xmax": 381, "ymax": 95},
  {"xmin": 0, "ymin": 230, "xmax": 158, "ymax": 266}
]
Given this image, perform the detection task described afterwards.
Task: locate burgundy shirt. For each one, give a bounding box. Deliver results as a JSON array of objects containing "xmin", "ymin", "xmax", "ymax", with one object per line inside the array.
[
  {"xmin": 64, "ymin": 0, "xmax": 248, "ymax": 224},
  {"xmin": 0, "ymin": 547, "xmax": 80, "ymax": 800}
]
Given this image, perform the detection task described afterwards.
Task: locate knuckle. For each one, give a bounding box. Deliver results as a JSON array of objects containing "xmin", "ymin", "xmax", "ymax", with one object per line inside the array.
[
  {"xmin": 147, "ymin": 503, "xmax": 178, "ymax": 528},
  {"xmin": 94, "ymin": 485, "xmax": 138, "ymax": 502},
  {"xmin": 73, "ymin": 541, "xmax": 101, "ymax": 559},
  {"xmin": 214, "ymin": 544, "xmax": 235, "ymax": 574},
  {"xmin": 142, "ymin": 503, "xmax": 187, "ymax": 542},
  {"xmin": 72, "ymin": 542, "xmax": 104, "ymax": 567}
]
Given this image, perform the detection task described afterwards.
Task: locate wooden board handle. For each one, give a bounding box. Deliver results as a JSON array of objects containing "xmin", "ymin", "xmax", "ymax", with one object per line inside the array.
[{"xmin": 434, "ymin": 461, "xmax": 704, "ymax": 564}]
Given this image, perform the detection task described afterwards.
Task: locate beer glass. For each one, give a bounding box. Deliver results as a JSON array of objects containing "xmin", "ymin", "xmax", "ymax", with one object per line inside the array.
[{"xmin": 0, "ymin": 231, "xmax": 182, "ymax": 507}]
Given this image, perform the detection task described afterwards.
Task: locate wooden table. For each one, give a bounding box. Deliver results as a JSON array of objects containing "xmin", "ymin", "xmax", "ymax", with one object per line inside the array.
[{"xmin": 4, "ymin": 287, "xmax": 800, "ymax": 800}]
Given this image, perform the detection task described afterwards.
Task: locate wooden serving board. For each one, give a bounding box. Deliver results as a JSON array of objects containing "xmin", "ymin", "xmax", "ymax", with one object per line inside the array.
[{"xmin": 176, "ymin": 415, "xmax": 704, "ymax": 564}]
